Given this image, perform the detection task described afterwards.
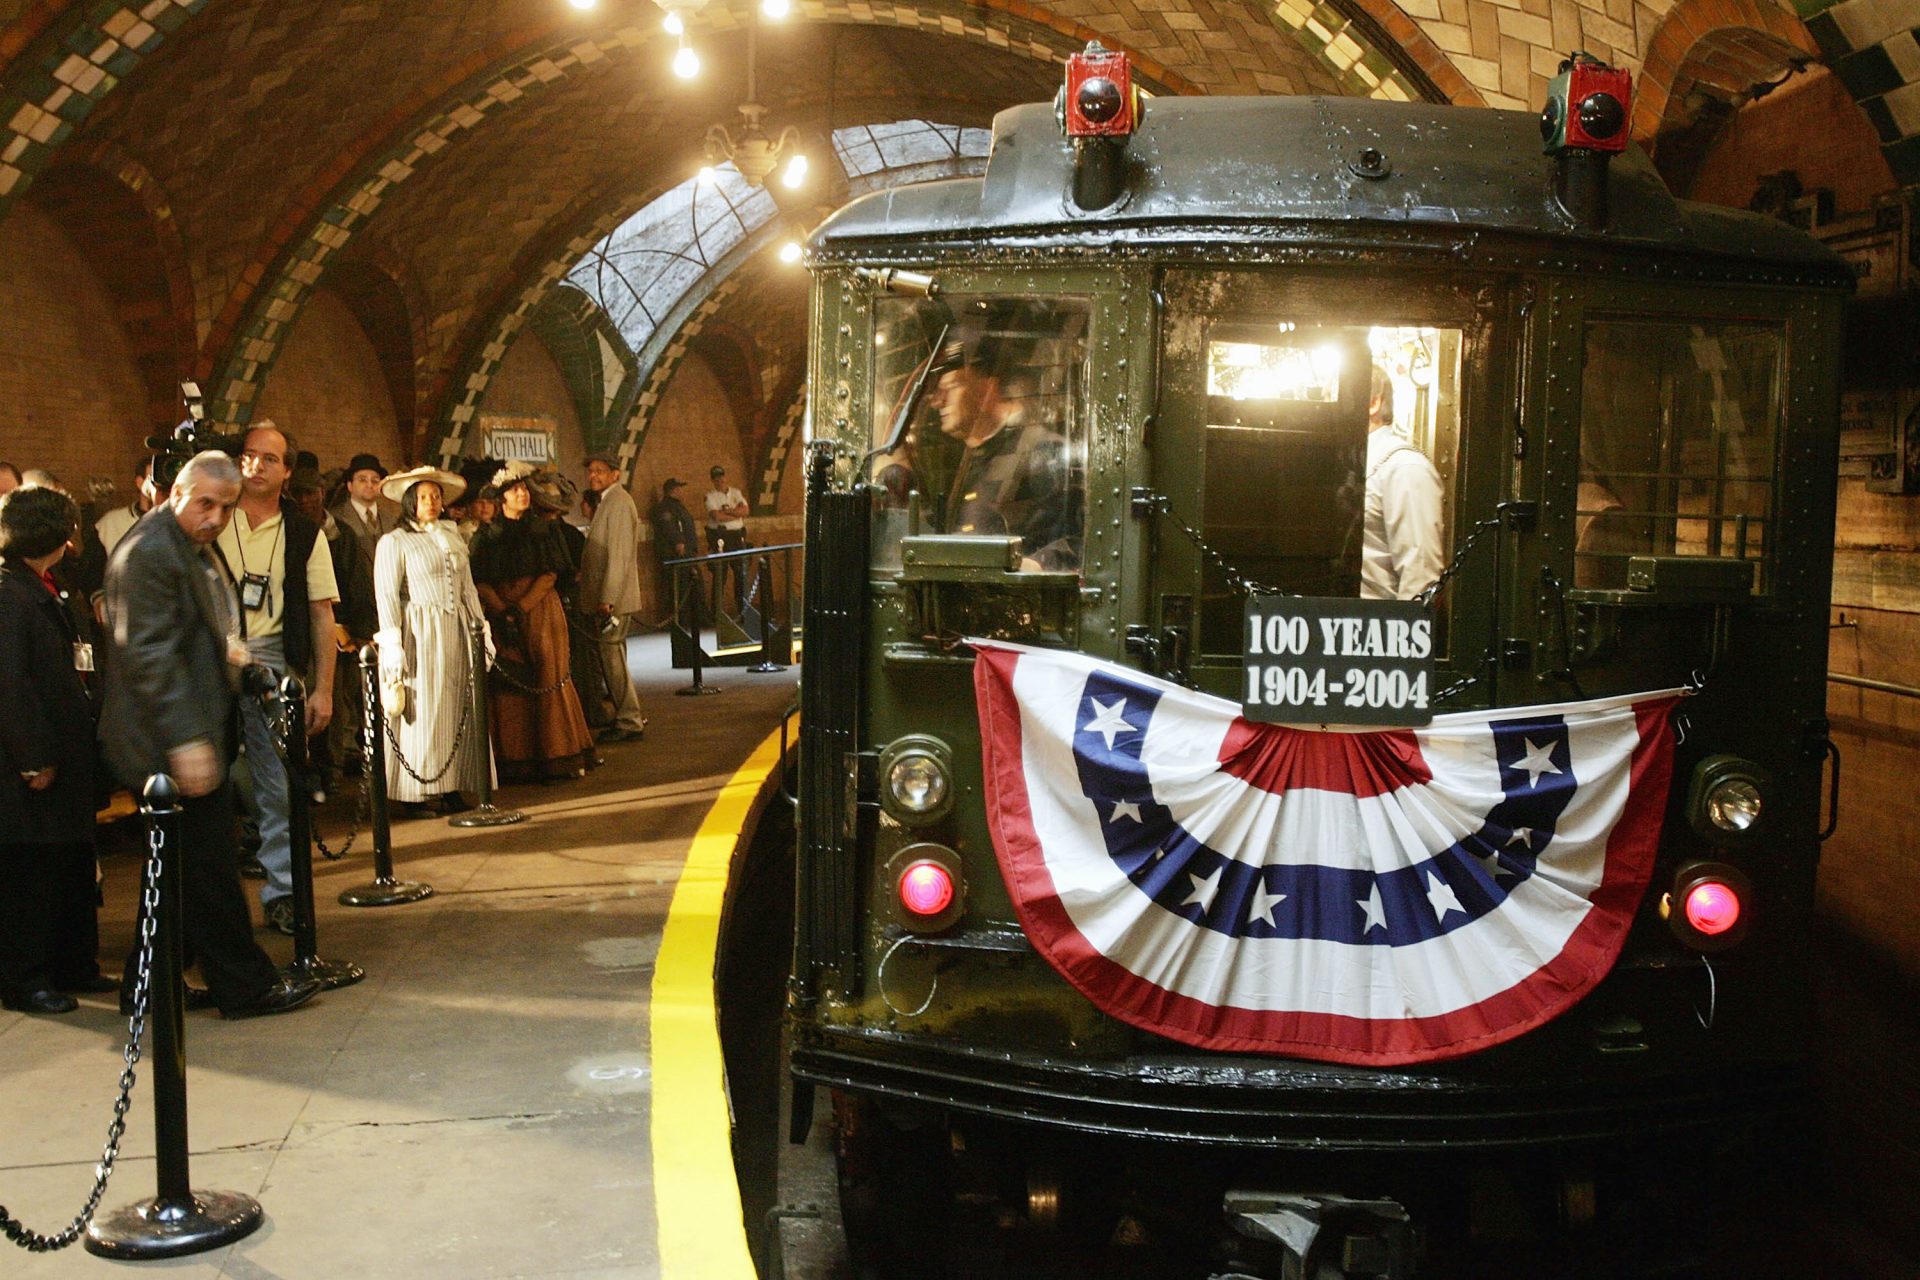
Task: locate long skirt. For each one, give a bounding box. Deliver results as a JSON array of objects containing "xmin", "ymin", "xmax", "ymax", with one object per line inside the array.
[
  {"xmin": 485, "ymin": 576, "xmax": 594, "ymax": 783},
  {"xmin": 386, "ymin": 604, "xmax": 492, "ymax": 804}
]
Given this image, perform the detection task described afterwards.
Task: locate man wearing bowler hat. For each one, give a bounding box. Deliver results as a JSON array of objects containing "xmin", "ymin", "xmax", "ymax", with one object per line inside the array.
[{"xmin": 328, "ymin": 453, "xmax": 400, "ymax": 786}]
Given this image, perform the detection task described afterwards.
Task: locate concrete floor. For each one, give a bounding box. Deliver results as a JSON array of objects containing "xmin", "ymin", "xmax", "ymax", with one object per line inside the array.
[{"xmin": 1, "ymin": 634, "xmax": 798, "ymax": 1280}]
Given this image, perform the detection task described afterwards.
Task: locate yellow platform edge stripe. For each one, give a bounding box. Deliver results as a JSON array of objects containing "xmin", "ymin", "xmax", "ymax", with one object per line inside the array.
[{"xmin": 652, "ymin": 717, "xmax": 791, "ymax": 1278}]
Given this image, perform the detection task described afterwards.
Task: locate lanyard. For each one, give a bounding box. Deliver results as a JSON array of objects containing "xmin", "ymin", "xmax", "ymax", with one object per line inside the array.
[{"xmin": 233, "ymin": 509, "xmax": 284, "ymax": 618}]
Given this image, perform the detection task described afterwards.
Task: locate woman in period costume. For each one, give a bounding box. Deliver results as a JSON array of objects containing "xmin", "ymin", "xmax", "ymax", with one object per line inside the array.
[
  {"xmin": 373, "ymin": 466, "xmax": 492, "ymax": 816},
  {"xmin": 469, "ymin": 466, "xmax": 595, "ymax": 783}
]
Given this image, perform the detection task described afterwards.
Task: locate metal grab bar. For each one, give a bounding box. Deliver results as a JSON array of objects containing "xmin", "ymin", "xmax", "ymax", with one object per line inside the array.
[
  {"xmin": 662, "ymin": 540, "xmax": 802, "ymax": 568},
  {"xmin": 1827, "ymin": 671, "xmax": 1920, "ymax": 701}
]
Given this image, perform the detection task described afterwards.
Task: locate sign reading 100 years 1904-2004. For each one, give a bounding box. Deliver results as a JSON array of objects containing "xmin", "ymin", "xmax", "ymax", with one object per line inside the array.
[{"xmin": 1243, "ymin": 596, "xmax": 1436, "ymax": 727}]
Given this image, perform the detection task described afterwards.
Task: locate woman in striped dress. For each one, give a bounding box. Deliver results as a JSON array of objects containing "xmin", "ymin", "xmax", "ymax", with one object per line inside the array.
[{"xmin": 373, "ymin": 466, "xmax": 492, "ymax": 815}]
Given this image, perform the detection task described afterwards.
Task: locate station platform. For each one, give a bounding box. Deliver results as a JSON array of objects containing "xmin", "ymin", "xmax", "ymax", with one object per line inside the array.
[{"xmin": 1, "ymin": 634, "xmax": 796, "ymax": 1280}]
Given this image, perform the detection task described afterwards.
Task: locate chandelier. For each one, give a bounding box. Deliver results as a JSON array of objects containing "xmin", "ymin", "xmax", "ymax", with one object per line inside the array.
[{"xmin": 700, "ymin": 15, "xmax": 807, "ymax": 189}]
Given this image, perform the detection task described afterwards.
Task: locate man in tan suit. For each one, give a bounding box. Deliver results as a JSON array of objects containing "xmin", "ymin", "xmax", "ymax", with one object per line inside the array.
[{"xmin": 582, "ymin": 456, "xmax": 647, "ymax": 742}]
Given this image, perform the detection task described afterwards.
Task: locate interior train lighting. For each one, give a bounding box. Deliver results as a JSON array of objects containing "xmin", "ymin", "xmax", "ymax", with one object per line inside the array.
[
  {"xmin": 899, "ymin": 860, "xmax": 956, "ymax": 917},
  {"xmin": 1662, "ymin": 861, "xmax": 1753, "ymax": 951}
]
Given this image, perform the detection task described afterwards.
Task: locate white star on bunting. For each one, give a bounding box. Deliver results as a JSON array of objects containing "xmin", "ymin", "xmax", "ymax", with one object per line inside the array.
[
  {"xmin": 1513, "ymin": 738, "xmax": 1563, "ymax": 789},
  {"xmin": 1107, "ymin": 799, "xmax": 1142, "ymax": 824},
  {"xmin": 1426, "ymin": 871, "xmax": 1466, "ymax": 920},
  {"xmin": 1084, "ymin": 697, "xmax": 1136, "ymax": 750},
  {"xmin": 1247, "ymin": 882, "xmax": 1287, "ymax": 928},
  {"xmin": 1477, "ymin": 849, "xmax": 1514, "ymax": 881},
  {"xmin": 1506, "ymin": 826, "xmax": 1534, "ymax": 848},
  {"xmin": 1357, "ymin": 885, "xmax": 1388, "ymax": 933},
  {"xmin": 1182, "ymin": 867, "xmax": 1223, "ymax": 913}
]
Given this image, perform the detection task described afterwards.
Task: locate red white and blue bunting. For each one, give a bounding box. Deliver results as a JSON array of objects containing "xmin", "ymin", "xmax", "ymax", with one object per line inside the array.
[{"xmin": 971, "ymin": 640, "xmax": 1683, "ymax": 1066}]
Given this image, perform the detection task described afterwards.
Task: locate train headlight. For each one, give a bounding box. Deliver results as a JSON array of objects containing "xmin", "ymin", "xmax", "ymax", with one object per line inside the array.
[
  {"xmin": 880, "ymin": 736, "xmax": 954, "ymax": 825},
  {"xmin": 1661, "ymin": 861, "xmax": 1753, "ymax": 951},
  {"xmin": 1686, "ymin": 755, "xmax": 1771, "ymax": 841},
  {"xmin": 887, "ymin": 844, "xmax": 964, "ymax": 932}
]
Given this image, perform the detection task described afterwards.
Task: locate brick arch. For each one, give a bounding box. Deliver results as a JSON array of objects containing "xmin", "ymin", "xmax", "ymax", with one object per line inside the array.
[
  {"xmin": 22, "ymin": 140, "xmax": 195, "ymax": 434},
  {"xmin": 0, "ymin": 0, "xmax": 212, "ymax": 217},
  {"xmin": 758, "ymin": 380, "xmax": 811, "ymax": 512},
  {"xmin": 1632, "ymin": 0, "xmax": 1819, "ymax": 145},
  {"xmin": 692, "ymin": 325, "xmax": 768, "ymax": 456},
  {"xmin": 324, "ymin": 245, "xmax": 430, "ymax": 450},
  {"xmin": 197, "ymin": 6, "xmax": 1201, "ymax": 430},
  {"xmin": 1335, "ymin": 0, "xmax": 1485, "ymax": 106}
]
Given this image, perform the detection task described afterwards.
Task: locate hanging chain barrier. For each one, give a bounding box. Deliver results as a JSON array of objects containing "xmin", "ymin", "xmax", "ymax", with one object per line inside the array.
[
  {"xmin": 0, "ymin": 824, "xmax": 165, "ymax": 1252},
  {"xmin": 261, "ymin": 664, "xmax": 373, "ymax": 862},
  {"xmin": 385, "ymin": 655, "xmax": 476, "ymax": 789},
  {"xmin": 1414, "ymin": 515, "xmax": 1505, "ymax": 609},
  {"xmin": 1131, "ymin": 488, "xmax": 1292, "ymax": 599}
]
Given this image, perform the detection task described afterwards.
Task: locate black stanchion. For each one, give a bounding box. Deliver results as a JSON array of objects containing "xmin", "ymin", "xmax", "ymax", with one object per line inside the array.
[
  {"xmin": 340, "ymin": 644, "xmax": 433, "ymax": 907},
  {"xmin": 677, "ymin": 558, "xmax": 722, "ymax": 697},
  {"xmin": 85, "ymin": 776, "xmax": 264, "ymax": 1260},
  {"xmin": 450, "ymin": 618, "xmax": 527, "ymax": 828},
  {"xmin": 747, "ymin": 555, "xmax": 786, "ymax": 674},
  {"xmin": 273, "ymin": 675, "xmax": 365, "ymax": 991}
]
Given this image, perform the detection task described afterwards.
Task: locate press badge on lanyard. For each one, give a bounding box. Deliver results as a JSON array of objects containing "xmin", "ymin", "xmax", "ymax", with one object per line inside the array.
[
  {"xmin": 73, "ymin": 642, "xmax": 94, "ymax": 672},
  {"xmin": 240, "ymin": 572, "xmax": 271, "ymax": 613}
]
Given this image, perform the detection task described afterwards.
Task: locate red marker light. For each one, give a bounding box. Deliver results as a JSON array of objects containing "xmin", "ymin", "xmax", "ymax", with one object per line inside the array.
[
  {"xmin": 899, "ymin": 860, "xmax": 955, "ymax": 917},
  {"xmin": 1684, "ymin": 880, "xmax": 1741, "ymax": 936}
]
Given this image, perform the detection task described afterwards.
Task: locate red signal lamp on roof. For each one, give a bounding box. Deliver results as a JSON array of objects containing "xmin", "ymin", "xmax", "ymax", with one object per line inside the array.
[{"xmin": 1064, "ymin": 43, "xmax": 1138, "ymax": 138}]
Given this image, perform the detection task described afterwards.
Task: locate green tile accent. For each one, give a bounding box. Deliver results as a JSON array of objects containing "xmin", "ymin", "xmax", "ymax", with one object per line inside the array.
[
  {"xmin": 1805, "ymin": 12, "xmax": 1853, "ymax": 61},
  {"xmin": 1883, "ymin": 135, "xmax": 1920, "ymax": 187},
  {"xmin": 1834, "ymin": 45, "xmax": 1903, "ymax": 102},
  {"xmin": 1789, "ymin": 0, "xmax": 1838, "ymax": 18},
  {"xmin": 1862, "ymin": 95, "xmax": 1901, "ymax": 144}
]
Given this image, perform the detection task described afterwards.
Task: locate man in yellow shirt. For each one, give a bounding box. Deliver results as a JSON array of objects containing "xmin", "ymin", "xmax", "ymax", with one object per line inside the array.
[{"xmin": 218, "ymin": 422, "xmax": 338, "ymax": 936}]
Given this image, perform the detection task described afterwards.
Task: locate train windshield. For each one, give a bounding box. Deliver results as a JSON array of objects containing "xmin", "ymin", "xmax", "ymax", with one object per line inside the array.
[
  {"xmin": 1193, "ymin": 322, "xmax": 1462, "ymax": 655},
  {"xmin": 1576, "ymin": 319, "xmax": 1780, "ymax": 591},
  {"xmin": 867, "ymin": 295, "xmax": 1090, "ymax": 572}
]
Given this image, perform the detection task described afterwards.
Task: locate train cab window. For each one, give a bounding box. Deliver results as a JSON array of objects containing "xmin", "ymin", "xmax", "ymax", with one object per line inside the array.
[
  {"xmin": 1195, "ymin": 323, "xmax": 1461, "ymax": 654},
  {"xmin": 1576, "ymin": 320, "xmax": 1780, "ymax": 591},
  {"xmin": 867, "ymin": 296, "xmax": 1090, "ymax": 573}
]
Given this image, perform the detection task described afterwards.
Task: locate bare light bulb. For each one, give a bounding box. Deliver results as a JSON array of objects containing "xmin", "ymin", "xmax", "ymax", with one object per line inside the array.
[
  {"xmin": 780, "ymin": 151, "xmax": 808, "ymax": 188},
  {"xmin": 568, "ymin": 0, "xmax": 597, "ymax": 9},
  {"xmin": 696, "ymin": 165, "xmax": 717, "ymax": 185},
  {"xmin": 761, "ymin": 0, "xmax": 791, "ymax": 17},
  {"xmin": 662, "ymin": 11, "xmax": 684, "ymax": 34},
  {"xmin": 672, "ymin": 43, "xmax": 700, "ymax": 79},
  {"xmin": 779, "ymin": 241, "xmax": 803, "ymax": 264}
]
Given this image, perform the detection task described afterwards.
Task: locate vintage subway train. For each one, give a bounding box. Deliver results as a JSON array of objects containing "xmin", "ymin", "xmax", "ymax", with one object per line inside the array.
[{"xmin": 759, "ymin": 48, "xmax": 1848, "ymax": 1278}]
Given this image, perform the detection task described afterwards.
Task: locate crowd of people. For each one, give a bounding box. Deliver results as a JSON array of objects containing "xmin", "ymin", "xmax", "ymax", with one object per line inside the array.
[{"xmin": 0, "ymin": 437, "xmax": 668, "ymax": 1021}]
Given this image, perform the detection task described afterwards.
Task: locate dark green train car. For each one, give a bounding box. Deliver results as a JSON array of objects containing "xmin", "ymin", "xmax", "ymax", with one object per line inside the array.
[{"xmin": 783, "ymin": 52, "xmax": 1848, "ymax": 1272}]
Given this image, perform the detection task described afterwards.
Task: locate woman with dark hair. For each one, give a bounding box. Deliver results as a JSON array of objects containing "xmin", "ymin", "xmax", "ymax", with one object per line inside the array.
[
  {"xmin": 469, "ymin": 467, "xmax": 594, "ymax": 783},
  {"xmin": 0, "ymin": 485, "xmax": 109, "ymax": 1013},
  {"xmin": 373, "ymin": 467, "xmax": 492, "ymax": 815}
]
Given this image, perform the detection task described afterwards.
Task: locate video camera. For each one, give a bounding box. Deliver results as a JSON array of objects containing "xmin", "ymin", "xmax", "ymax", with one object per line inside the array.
[{"xmin": 146, "ymin": 381, "xmax": 245, "ymax": 491}]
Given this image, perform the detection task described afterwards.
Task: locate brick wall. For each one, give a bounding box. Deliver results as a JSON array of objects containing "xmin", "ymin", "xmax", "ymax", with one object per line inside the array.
[
  {"xmin": 252, "ymin": 284, "xmax": 406, "ymax": 474},
  {"xmin": 0, "ymin": 201, "xmax": 148, "ymax": 497},
  {"xmin": 627, "ymin": 348, "xmax": 749, "ymax": 617},
  {"xmin": 472, "ymin": 327, "xmax": 586, "ymax": 487},
  {"xmin": 1686, "ymin": 67, "xmax": 1895, "ymax": 208}
]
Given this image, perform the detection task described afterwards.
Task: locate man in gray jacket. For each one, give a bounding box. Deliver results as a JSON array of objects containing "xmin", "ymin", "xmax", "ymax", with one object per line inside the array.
[
  {"xmin": 581, "ymin": 456, "xmax": 647, "ymax": 742},
  {"xmin": 100, "ymin": 451, "xmax": 319, "ymax": 1019}
]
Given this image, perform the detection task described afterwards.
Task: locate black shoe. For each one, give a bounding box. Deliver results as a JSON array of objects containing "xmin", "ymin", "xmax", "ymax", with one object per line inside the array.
[
  {"xmin": 222, "ymin": 976, "xmax": 321, "ymax": 1020},
  {"xmin": 263, "ymin": 897, "xmax": 297, "ymax": 937},
  {"xmin": 393, "ymin": 800, "xmax": 435, "ymax": 820},
  {"xmin": 58, "ymin": 974, "xmax": 121, "ymax": 994},
  {"xmin": 239, "ymin": 855, "xmax": 268, "ymax": 880},
  {"xmin": 435, "ymin": 793, "xmax": 474, "ymax": 815},
  {"xmin": 4, "ymin": 989, "xmax": 79, "ymax": 1014},
  {"xmin": 119, "ymin": 985, "xmax": 216, "ymax": 1016}
]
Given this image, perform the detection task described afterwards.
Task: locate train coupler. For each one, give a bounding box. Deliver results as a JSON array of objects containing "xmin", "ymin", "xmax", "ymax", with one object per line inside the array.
[{"xmin": 1214, "ymin": 1189, "xmax": 1416, "ymax": 1280}]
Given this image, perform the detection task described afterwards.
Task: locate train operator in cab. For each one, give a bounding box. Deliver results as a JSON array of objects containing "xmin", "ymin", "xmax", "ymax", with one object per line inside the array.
[
  {"xmin": 929, "ymin": 339, "xmax": 1079, "ymax": 572},
  {"xmin": 1361, "ymin": 363, "xmax": 1444, "ymax": 601}
]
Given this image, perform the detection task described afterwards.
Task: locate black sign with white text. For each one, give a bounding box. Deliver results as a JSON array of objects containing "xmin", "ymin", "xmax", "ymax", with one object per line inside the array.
[{"xmin": 1242, "ymin": 596, "xmax": 1435, "ymax": 726}]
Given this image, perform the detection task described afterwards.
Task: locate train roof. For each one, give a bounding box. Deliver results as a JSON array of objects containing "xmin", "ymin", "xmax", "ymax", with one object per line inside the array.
[{"xmin": 811, "ymin": 96, "xmax": 1849, "ymax": 282}]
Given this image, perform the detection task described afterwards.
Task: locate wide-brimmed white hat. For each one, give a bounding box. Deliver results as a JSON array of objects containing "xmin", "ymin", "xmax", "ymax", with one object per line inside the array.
[{"xmin": 381, "ymin": 465, "xmax": 467, "ymax": 505}]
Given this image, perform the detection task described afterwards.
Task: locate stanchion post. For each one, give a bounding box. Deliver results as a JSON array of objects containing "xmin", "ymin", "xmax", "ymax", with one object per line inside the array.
[
  {"xmin": 276, "ymin": 676, "xmax": 365, "ymax": 990},
  {"xmin": 84, "ymin": 777, "xmax": 263, "ymax": 1260},
  {"xmin": 450, "ymin": 617, "xmax": 527, "ymax": 828},
  {"xmin": 748, "ymin": 554, "xmax": 786, "ymax": 673},
  {"xmin": 678, "ymin": 560, "xmax": 722, "ymax": 697},
  {"xmin": 339, "ymin": 645, "xmax": 433, "ymax": 906}
]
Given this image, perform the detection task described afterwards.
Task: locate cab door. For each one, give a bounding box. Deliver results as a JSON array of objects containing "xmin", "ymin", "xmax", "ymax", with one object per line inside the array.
[{"xmin": 1144, "ymin": 267, "xmax": 1506, "ymax": 707}]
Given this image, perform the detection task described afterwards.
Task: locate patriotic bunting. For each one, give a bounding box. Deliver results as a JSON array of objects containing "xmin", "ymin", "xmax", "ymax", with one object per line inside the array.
[{"xmin": 971, "ymin": 640, "xmax": 1683, "ymax": 1065}]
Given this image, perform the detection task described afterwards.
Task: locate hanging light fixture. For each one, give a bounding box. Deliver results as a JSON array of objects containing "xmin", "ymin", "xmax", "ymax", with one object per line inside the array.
[
  {"xmin": 703, "ymin": 16, "xmax": 806, "ymax": 187},
  {"xmin": 654, "ymin": 0, "xmax": 707, "ymax": 77}
]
